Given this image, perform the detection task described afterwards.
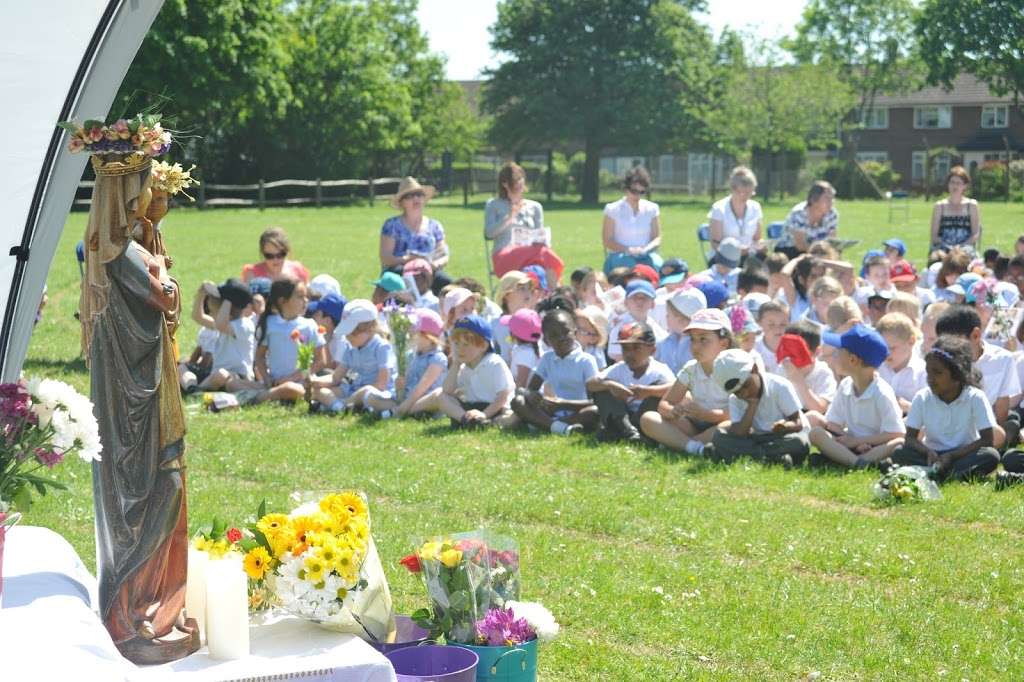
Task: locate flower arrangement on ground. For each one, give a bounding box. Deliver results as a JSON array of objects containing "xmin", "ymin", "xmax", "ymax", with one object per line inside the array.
[
  {"xmin": 400, "ymin": 531, "xmax": 521, "ymax": 643},
  {"xmin": 475, "ymin": 601, "xmax": 559, "ymax": 646},
  {"xmin": 240, "ymin": 492, "xmax": 394, "ymax": 641},
  {"xmin": 0, "ymin": 378, "xmax": 102, "ymax": 517},
  {"xmin": 873, "ymin": 466, "xmax": 942, "ymax": 503}
]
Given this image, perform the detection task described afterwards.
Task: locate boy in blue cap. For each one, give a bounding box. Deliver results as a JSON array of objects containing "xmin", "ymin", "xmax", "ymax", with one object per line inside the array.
[
  {"xmin": 307, "ymin": 292, "xmax": 347, "ymax": 366},
  {"xmin": 809, "ymin": 324, "xmax": 906, "ymax": 468},
  {"xmin": 437, "ymin": 314, "xmax": 518, "ymax": 429},
  {"xmin": 608, "ymin": 279, "xmax": 666, "ymax": 361},
  {"xmin": 883, "ymin": 238, "xmax": 907, "ymax": 261}
]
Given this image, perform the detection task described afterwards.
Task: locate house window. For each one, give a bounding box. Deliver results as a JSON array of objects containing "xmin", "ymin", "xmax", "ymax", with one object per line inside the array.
[
  {"xmin": 912, "ymin": 151, "xmax": 952, "ymax": 182},
  {"xmin": 658, "ymin": 155, "xmax": 674, "ymax": 185},
  {"xmin": 860, "ymin": 107, "xmax": 888, "ymax": 129},
  {"xmin": 914, "ymin": 106, "xmax": 952, "ymax": 129},
  {"xmin": 856, "ymin": 151, "xmax": 888, "ymax": 164},
  {"xmin": 981, "ymin": 105, "xmax": 1008, "ymax": 129}
]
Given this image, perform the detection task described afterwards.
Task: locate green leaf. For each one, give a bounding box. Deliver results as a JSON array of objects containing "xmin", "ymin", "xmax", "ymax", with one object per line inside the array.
[
  {"xmin": 56, "ymin": 121, "xmax": 80, "ymax": 133},
  {"xmin": 239, "ymin": 538, "xmax": 258, "ymax": 552},
  {"xmin": 211, "ymin": 516, "xmax": 227, "ymax": 538},
  {"xmin": 251, "ymin": 527, "xmax": 272, "ymax": 552},
  {"xmin": 83, "ymin": 119, "xmax": 104, "ymax": 131},
  {"xmin": 257, "ymin": 499, "xmax": 267, "ymax": 520},
  {"xmin": 449, "ymin": 590, "xmax": 470, "ymax": 611},
  {"xmin": 12, "ymin": 485, "xmax": 31, "ymax": 512}
]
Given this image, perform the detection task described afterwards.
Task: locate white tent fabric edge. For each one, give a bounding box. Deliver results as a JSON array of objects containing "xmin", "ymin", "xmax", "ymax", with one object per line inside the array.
[{"xmin": 0, "ymin": 0, "xmax": 164, "ymax": 381}]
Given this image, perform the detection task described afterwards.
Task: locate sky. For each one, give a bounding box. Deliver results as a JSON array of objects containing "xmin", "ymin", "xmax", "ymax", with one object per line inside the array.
[{"xmin": 415, "ymin": 0, "xmax": 809, "ymax": 81}]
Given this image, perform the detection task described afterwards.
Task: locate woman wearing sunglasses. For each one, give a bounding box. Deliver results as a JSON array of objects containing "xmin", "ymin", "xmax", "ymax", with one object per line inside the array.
[
  {"xmin": 379, "ymin": 176, "xmax": 452, "ymax": 295},
  {"xmin": 602, "ymin": 166, "xmax": 663, "ymax": 274},
  {"xmin": 708, "ymin": 165, "xmax": 764, "ymax": 260},
  {"xmin": 241, "ymin": 227, "xmax": 310, "ymax": 284}
]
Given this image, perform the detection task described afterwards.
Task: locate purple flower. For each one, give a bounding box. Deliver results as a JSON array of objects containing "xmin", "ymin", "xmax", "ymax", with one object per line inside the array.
[
  {"xmin": 475, "ymin": 607, "xmax": 535, "ymax": 646},
  {"xmin": 34, "ymin": 447, "xmax": 65, "ymax": 468}
]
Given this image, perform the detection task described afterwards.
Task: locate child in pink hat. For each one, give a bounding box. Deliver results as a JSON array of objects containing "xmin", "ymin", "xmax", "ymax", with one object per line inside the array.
[
  {"xmin": 500, "ymin": 308, "xmax": 542, "ymax": 387},
  {"xmin": 365, "ymin": 308, "xmax": 449, "ymax": 418}
]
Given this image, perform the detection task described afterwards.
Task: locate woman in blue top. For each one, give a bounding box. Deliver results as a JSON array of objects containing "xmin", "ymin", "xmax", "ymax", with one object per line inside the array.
[{"xmin": 378, "ymin": 177, "xmax": 452, "ymax": 295}]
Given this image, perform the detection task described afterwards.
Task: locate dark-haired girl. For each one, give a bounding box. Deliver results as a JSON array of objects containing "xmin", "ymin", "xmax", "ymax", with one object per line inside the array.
[
  {"xmin": 253, "ymin": 278, "xmax": 326, "ymax": 402},
  {"xmin": 890, "ymin": 335, "xmax": 1000, "ymax": 481}
]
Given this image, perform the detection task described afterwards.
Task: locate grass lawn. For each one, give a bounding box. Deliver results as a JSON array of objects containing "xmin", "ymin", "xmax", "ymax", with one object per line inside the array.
[{"xmin": 21, "ymin": 192, "xmax": 1024, "ymax": 680}]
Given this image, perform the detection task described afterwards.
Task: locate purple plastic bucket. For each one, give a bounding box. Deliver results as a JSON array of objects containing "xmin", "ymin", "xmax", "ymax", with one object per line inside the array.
[
  {"xmin": 371, "ymin": 615, "xmax": 431, "ymax": 654},
  {"xmin": 386, "ymin": 645, "xmax": 479, "ymax": 682}
]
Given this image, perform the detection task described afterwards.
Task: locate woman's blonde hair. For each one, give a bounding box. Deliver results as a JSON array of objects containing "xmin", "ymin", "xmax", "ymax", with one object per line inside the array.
[
  {"xmin": 826, "ymin": 295, "xmax": 862, "ymax": 331},
  {"xmin": 729, "ymin": 166, "xmax": 757, "ymax": 191},
  {"xmin": 885, "ymin": 292, "xmax": 921, "ymax": 323},
  {"xmin": 811, "ymin": 275, "xmax": 842, "ymax": 300},
  {"xmin": 876, "ymin": 312, "xmax": 920, "ymax": 342}
]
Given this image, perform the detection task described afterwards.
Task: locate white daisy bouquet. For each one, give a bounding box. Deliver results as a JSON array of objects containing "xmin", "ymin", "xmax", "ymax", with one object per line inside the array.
[
  {"xmin": 240, "ymin": 491, "xmax": 394, "ymax": 642},
  {"xmin": 0, "ymin": 378, "xmax": 101, "ymax": 518}
]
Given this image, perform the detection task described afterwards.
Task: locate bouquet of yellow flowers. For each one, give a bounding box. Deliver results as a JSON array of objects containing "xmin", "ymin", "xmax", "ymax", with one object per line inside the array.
[
  {"xmin": 150, "ymin": 160, "xmax": 200, "ymax": 200},
  {"xmin": 241, "ymin": 492, "xmax": 394, "ymax": 641}
]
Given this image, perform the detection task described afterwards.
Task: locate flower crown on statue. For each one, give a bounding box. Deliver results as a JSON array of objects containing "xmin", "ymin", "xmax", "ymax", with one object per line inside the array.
[
  {"xmin": 57, "ymin": 113, "xmax": 172, "ymax": 176},
  {"xmin": 150, "ymin": 160, "xmax": 200, "ymax": 201}
]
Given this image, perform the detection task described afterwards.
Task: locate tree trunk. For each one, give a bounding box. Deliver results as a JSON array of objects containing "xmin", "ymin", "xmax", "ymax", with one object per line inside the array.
[{"xmin": 581, "ymin": 136, "xmax": 601, "ymax": 205}]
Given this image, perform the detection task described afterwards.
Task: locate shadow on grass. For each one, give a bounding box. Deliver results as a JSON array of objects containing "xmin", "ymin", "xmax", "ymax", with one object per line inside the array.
[{"xmin": 23, "ymin": 356, "xmax": 88, "ymax": 375}]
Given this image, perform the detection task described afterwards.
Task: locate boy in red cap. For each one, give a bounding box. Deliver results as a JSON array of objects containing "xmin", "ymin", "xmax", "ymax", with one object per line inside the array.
[
  {"xmin": 776, "ymin": 321, "xmax": 837, "ymax": 425},
  {"xmin": 889, "ymin": 259, "xmax": 936, "ymax": 312}
]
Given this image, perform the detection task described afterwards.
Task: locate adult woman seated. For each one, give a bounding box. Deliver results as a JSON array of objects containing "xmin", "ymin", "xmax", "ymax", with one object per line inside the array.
[
  {"xmin": 708, "ymin": 165, "xmax": 764, "ymax": 260},
  {"xmin": 485, "ymin": 162, "xmax": 565, "ymax": 286},
  {"xmin": 931, "ymin": 165, "xmax": 981, "ymax": 256},
  {"xmin": 379, "ymin": 177, "xmax": 452, "ymax": 296},
  {"xmin": 602, "ymin": 166, "xmax": 662, "ymax": 273},
  {"xmin": 775, "ymin": 181, "xmax": 838, "ymax": 259},
  {"xmin": 241, "ymin": 227, "xmax": 310, "ymax": 284}
]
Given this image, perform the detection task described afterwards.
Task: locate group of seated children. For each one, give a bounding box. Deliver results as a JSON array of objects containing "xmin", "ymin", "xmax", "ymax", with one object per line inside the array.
[{"xmin": 179, "ymin": 234, "xmax": 1024, "ymax": 488}]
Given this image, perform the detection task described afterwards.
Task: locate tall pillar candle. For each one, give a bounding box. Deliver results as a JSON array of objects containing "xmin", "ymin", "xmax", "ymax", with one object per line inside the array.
[
  {"xmin": 205, "ymin": 555, "xmax": 250, "ymax": 660},
  {"xmin": 185, "ymin": 547, "xmax": 208, "ymax": 641}
]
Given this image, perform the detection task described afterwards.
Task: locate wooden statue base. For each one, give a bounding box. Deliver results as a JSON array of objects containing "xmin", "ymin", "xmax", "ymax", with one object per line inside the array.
[{"xmin": 116, "ymin": 616, "xmax": 201, "ymax": 666}]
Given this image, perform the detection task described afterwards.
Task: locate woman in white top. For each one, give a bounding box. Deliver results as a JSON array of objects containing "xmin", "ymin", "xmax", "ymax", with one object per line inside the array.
[
  {"xmin": 602, "ymin": 167, "xmax": 663, "ymax": 274},
  {"xmin": 708, "ymin": 166, "xmax": 763, "ymax": 259}
]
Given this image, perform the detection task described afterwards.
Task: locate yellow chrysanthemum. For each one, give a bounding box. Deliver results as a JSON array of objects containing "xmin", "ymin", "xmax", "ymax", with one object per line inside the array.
[
  {"xmin": 257, "ymin": 514, "xmax": 294, "ymax": 557},
  {"xmin": 289, "ymin": 515, "xmax": 322, "ymax": 556},
  {"xmin": 304, "ymin": 555, "xmax": 325, "ymax": 583},
  {"xmin": 192, "ymin": 536, "xmax": 211, "ymax": 552},
  {"xmin": 349, "ymin": 517, "xmax": 370, "ymax": 545},
  {"xmin": 316, "ymin": 542, "xmax": 340, "ymax": 571},
  {"xmin": 318, "ymin": 494, "xmax": 355, "ymax": 526},
  {"xmin": 208, "ymin": 538, "xmax": 233, "ymax": 559},
  {"xmin": 243, "ymin": 547, "xmax": 272, "ymax": 580}
]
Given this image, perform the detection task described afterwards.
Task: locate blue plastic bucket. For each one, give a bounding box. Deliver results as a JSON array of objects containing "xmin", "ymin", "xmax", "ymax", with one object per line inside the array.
[
  {"xmin": 386, "ymin": 644, "xmax": 479, "ymax": 682},
  {"xmin": 371, "ymin": 615, "xmax": 431, "ymax": 654},
  {"xmin": 453, "ymin": 639, "xmax": 537, "ymax": 682}
]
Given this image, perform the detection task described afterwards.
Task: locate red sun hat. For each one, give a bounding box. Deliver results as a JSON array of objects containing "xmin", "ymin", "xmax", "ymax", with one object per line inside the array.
[
  {"xmin": 631, "ymin": 264, "xmax": 660, "ymax": 288},
  {"xmin": 775, "ymin": 333, "xmax": 813, "ymax": 368},
  {"xmin": 889, "ymin": 259, "xmax": 917, "ymax": 283}
]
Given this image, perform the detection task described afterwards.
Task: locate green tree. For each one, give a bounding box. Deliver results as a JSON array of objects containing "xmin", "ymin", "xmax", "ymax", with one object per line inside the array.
[
  {"xmin": 483, "ymin": 0, "xmax": 715, "ymax": 204},
  {"xmin": 708, "ymin": 40, "xmax": 855, "ymax": 199},
  {"xmin": 916, "ymin": 0, "xmax": 1024, "ymax": 104},
  {"xmin": 115, "ymin": 0, "xmax": 293, "ymax": 181}
]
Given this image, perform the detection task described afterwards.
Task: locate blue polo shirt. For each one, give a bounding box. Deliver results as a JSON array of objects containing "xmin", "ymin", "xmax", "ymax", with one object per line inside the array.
[
  {"xmin": 341, "ymin": 334, "xmax": 396, "ymax": 391},
  {"xmin": 655, "ymin": 332, "xmax": 693, "ymax": 374},
  {"xmin": 532, "ymin": 344, "xmax": 599, "ymax": 400}
]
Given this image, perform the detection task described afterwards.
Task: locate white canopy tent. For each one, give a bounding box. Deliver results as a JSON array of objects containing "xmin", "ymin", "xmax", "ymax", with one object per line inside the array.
[{"xmin": 0, "ymin": 0, "xmax": 163, "ymax": 380}]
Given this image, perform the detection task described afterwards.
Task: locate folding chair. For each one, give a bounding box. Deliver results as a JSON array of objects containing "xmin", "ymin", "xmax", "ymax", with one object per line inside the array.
[
  {"xmin": 697, "ymin": 223, "xmax": 714, "ymax": 267},
  {"xmin": 76, "ymin": 239, "xmax": 85, "ymax": 277},
  {"xmin": 766, "ymin": 221, "xmax": 784, "ymax": 240},
  {"xmin": 483, "ymin": 232, "xmax": 498, "ymax": 298}
]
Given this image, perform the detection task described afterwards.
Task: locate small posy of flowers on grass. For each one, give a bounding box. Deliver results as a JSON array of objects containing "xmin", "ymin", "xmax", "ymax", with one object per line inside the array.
[
  {"xmin": 150, "ymin": 160, "xmax": 200, "ymax": 200},
  {"xmin": 58, "ymin": 114, "xmax": 171, "ymax": 157},
  {"xmin": 291, "ymin": 328, "xmax": 322, "ymax": 371},
  {"xmin": 0, "ymin": 378, "xmax": 102, "ymax": 517},
  {"xmin": 239, "ymin": 492, "xmax": 382, "ymax": 630},
  {"xmin": 873, "ymin": 467, "xmax": 942, "ymax": 504}
]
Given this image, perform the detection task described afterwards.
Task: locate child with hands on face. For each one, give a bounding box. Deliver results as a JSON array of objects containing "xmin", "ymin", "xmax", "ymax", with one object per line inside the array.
[
  {"xmin": 511, "ymin": 310, "xmax": 600, "ymax": 435},
  {"xmin": 191, "ymin": 278, "xmax": 258, "ymax": 392},
  {"xmin": 641, "ymin": 308, "xmax": 734, "ymax": 454}
]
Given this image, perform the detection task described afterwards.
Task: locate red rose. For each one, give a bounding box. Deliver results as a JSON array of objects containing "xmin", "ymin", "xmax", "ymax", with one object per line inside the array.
[
  {"xmin": 399, "ymin": 553, "xmax": 421, "ymax": 573},
  {"xmin": 226, "ymin": 527, "xmax": 242, "ymax": 544}
]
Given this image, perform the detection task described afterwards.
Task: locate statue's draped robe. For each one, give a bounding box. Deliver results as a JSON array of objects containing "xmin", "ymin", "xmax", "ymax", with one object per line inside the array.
[{"xmin": 84, "ymin": 170, "xmax": 190, "ymax": 655}]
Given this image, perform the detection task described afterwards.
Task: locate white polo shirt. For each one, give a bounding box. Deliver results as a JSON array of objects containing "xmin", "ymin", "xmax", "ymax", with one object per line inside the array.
[
  {"xmin": 604, "ymin": 198, "xmax": 659, "ymax": 248},
  {"xmin": 806, "ymin": 360, "xmax": 838, "ymax": 404},
  {"xmin": 878, "ymin": 356, "xmax": 927, "ymax": 404},
  {"xmin": 708, "ymin": 196, "xmax": 762, "ymax": 248},
  {"xmin": 754, "ymin": 337, "xmax": 782, "ymax": 376},
  {"xmin": 728, "ymin": 373, "xmax": 808, "ymax": 434},
  {"xmin": 906, "ymin": 385, "xmax": 995, "ymax": 451},
  {"xmin": 602, "ymin": 357, "xmax": 675, "ymax": 412},
  {"xmin": 824, "ymin": 376, "xmax": 905, "ymax": 439},
  {"xmin": 456, "ymin": 352, "xmax": 515, "ymax": 406},
  {"xmin": 976, "ymin": 342, "xmax": 1021, "ymax": 404},
  {"xmin": 677, "ymin": 359, "xmax": 730, "ymax": 411}
]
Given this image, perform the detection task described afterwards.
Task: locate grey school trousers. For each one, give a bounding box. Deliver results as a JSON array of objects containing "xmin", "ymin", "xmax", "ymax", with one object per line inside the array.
[
  {"xmin": 891, "ymin": 445, "xmax": 999, "ymax": 482},
  {"xmin": 709, "ymin": 428, "xmax": 810, "ymax": 464}
]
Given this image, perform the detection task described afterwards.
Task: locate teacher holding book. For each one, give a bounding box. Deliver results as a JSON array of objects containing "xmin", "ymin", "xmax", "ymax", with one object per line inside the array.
[{"xmin": 485, "ymin": 161, "xmax": 565, "ymax": 286}]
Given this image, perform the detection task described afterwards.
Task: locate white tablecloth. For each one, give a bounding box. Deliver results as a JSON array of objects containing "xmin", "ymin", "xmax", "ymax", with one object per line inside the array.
[{"xmin": 1, "ymin": 526, "xmax": 397, "ymax": 682}]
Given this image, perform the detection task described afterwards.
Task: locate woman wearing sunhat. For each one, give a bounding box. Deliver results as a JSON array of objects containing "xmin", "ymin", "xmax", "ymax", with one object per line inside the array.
[{"xmin": 378, "ymin": 177, "xmax": 452, "ymax": 295}]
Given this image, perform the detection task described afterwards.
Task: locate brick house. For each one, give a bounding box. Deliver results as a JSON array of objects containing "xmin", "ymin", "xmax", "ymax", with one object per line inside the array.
[{"xmin": 851, "ymin": 74, "xmax": 1024, "ymax": 191}]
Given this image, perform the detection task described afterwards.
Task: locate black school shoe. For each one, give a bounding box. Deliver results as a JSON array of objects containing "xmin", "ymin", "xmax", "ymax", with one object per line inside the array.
[
  {"xmin": 995, "ymin": 471, "xmax": 1024, "ymax": 491},
  {"xmin": 617, "ymin": 415, "xmax": 644, "ymax": 444}
]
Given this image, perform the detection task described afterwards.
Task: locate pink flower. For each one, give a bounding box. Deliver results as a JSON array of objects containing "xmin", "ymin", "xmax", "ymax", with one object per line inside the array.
[
  {"xmin": 87, "ymin": 127, "xmax": 103, "ymax": 142},
  {"xmin": 35, "ymin": 447, "xmax": 65, "ymax": 468},
  {"xmin": 113, "ymin": 119, "xmax": 129, "ymax": 133},
  {"xmin": 68, "ymin": 138, "xmax": 85, "ymax": 153}
]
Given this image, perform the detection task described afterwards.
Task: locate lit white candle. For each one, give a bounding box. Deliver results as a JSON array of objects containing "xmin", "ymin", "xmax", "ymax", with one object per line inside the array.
[
  {"xmin": 185, "ymin": 547, "xmax": 208, "ymax": 642},
  {"xmin": 205, "ymin": 554, "xmax": 250, "ymax": 660}
]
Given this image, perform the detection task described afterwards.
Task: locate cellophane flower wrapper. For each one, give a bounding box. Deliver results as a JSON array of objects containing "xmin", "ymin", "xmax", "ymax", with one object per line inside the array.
[
  {"xmin": 872, "ymin": 466, "xmax": 942, "ymax": 503},
  {"xmin": 479, "ymin": 531, "xmax": 521, "ymax": 607},
  {"xmin": 258, "ymin": 490, "xmax": 395, "ymax": 643}
]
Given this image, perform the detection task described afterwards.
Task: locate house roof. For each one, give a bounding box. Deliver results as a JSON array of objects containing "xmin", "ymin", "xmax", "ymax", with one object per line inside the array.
[
  {"xmin": 873, "ymin": 73, "xmax": 1015, "ymax": 107},
  {"xmin": 457, "ymin": 80, "xmax": 483, "ymax": 115}
]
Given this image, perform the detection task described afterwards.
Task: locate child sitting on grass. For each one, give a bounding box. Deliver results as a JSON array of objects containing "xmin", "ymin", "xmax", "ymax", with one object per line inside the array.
[
  {"xmin": 808, "ymin": 324, "xmax": 905, "ymax": 468},
  {"xmin": 254, "ymin": 278, "xmax": 326, "ymax": 402},
  {"xmin": 307, "ymin": 292, "xmax": 347, "ymax": 367},
  {"xmin": 586, "ymin": 322, "xmax": 674, "ymax": 443},
  {"xmin": 511, "ymin": 309, "xmax": 600, "ymax": 435},
  {"xmin": 608, "ymin": 280, "xmax": 666, "ymax": 361},
  {"xmin": 311, "ymin": 299, "xmax": 396, "ymax": 414},
  {"xmin": 641, "ymin": 308, "xmax": 734, "ymax": 454},
  {"xmin": 655, "ymin": 288, "xmax": 706, "ymax": 374},
  {"xmin": 753, "ymin": 300, "xmax": 789, "ymax": 375},
  {"xmin": 575, "ymin": 305, "xmax": 609, "ymax": 370},
  {"xmin": 501, "ymin": 308, "xmax": 542, "ymax": 388},
  {"xmin": 888, "ymin": 335, "xmax": 1000, "ymax": 482},
  {"xmin": 705, "ymin": 349, "xmax": 809, "ymax": 467},
  {"xmin": 365, "ymin": 308, "xmax": 448, "ymax": 418},
  {"xmin": 191, "ymin": 278, "xmax": 257, "ymax": 392},
  {"xmin": 777, "ymin": 321, "xmax": 836, "ymax": 423},
  {"xmin": 875, "ymin": 312, "xmax": 926, "ymax": 414},
  {"xmin": 438, "ymin": 314, "xmax": 517, "ymax": 429}
]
